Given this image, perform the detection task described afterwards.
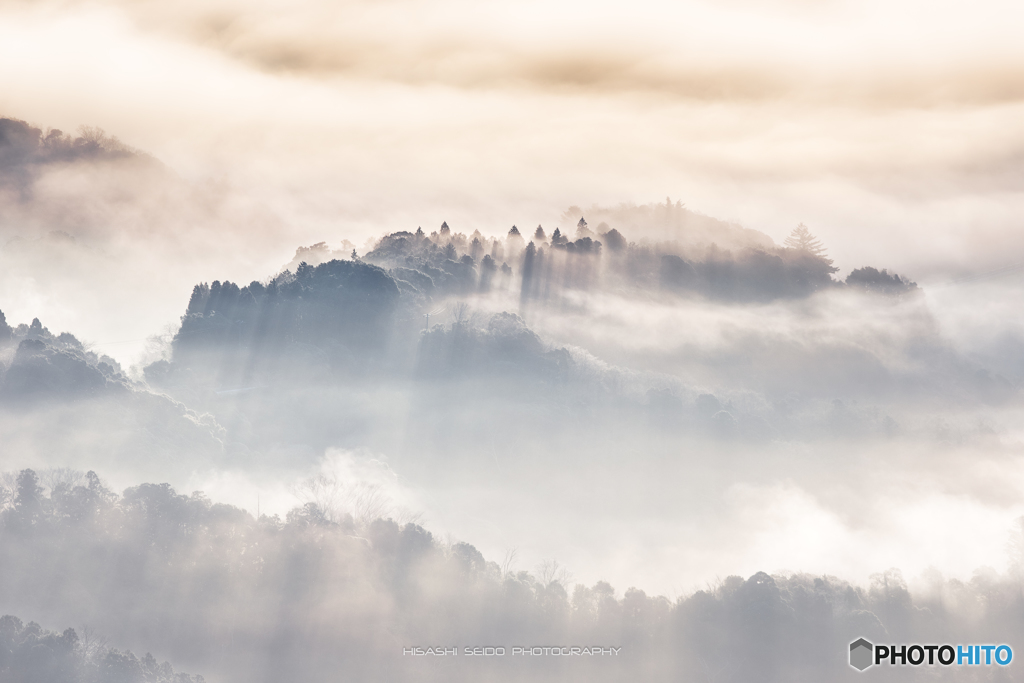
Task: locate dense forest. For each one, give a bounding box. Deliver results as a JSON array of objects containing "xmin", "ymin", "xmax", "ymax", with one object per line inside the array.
[
  {"xmin": 354, "ymin": 216, "xmax": 915, "ymax": 304},
  {"xmin": 1, "ymin": 468, "xmax": 1021, "ymax": 682},
  {"xmin": 0, "ymin": 613, "xmax": 204, "ymax": 683}
]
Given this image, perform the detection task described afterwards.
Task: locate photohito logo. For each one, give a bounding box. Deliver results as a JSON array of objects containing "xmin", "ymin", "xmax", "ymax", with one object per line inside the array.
[{"xmin": 849, "ymin": 638, "xmax": 1012, "ymax": 671}]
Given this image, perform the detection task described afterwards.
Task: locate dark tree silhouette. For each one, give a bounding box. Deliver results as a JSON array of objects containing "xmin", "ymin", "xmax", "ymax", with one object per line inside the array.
[
  {"xmin": 0, "ymin": 309, "xmax": 11, "ymax": 345},
  {"xmin": 519, "ymin": 242, "xmax": 537, "ymax": 308},
  {"xmin": 846, "ymin": 267, "xmax": 918, "ymax": 295},
  {"xmin": 0, "ymin": 613, "xmax": 204, "ymax": 682},
  {"xmin": 600, "ymin": 228, "xmax": 626, "ymax": 252}
]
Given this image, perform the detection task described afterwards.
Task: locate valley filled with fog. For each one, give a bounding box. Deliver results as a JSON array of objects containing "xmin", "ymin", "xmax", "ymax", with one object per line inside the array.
[{"xmin": 2, "ymin": 114, "xmax": 1024, "ymax": 681}]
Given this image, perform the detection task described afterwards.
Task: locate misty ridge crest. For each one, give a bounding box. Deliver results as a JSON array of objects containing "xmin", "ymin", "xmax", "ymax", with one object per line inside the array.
[
  {"xmin": 166, "ymin": 259, "xmax": 405, "ymax": 382},
  {"xmin": 352, "ymin": 206, "xmax": 916, "ymax": 304},
  {"xmin": 0, "ymin": 117, "xmax": 150, "ymax": 195},
  {"xmin": 0, "ymin": 317, "xmax": 128, "ymax": 401},
  {"xmin": 0, "ymin": 115, "xmax": 284, "ymax": 276},
  {"xmin": 0, "ymin": 313, "xmax": 225, "ymax": 480},
  {"xmin": 0, "ymin": 613, "xmax": 205, "ymax": 683},
  {"xmin": 2, "ymin": 465, "xmax": 1023, "ymax": 683}
]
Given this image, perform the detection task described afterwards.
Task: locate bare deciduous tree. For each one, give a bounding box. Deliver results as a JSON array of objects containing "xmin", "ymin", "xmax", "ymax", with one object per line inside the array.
[
  {"xmin": 39, "ymin": 467, "xmax": 85, "ymax": 494},
  {"xmin": 451, "ymin": 301, "xmax": 470, "ymax": 327},
  {"xmin": 501, "ymin": 547, "xmax": 518, "ymax": 580},
  {"xmin": 538, "ymin": 559, "xmax": 574, "ymax": 587},
  {"xmin": 295, "ymin": 474, "xmax": 420, "ymax": 528}
]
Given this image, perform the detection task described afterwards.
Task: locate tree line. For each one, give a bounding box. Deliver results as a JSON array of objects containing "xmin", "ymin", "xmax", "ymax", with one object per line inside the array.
[{"xmin": 2, "ymin": 468, "xmax": 1020, "ymax": 682}]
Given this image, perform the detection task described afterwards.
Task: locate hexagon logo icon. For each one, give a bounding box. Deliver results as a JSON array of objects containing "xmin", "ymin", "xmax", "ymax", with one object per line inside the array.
[{"xmin": 850, "ymin": 638, "xmax": 874, "ymax": 671}]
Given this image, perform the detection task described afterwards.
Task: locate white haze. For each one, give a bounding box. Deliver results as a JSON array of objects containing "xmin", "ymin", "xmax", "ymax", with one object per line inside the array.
[{"xmin": 1, "ymin": 1, "xmax": 1024, "ymax": 681}]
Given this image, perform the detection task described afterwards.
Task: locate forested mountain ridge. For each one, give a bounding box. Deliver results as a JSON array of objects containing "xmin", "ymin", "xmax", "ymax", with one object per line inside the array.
[
  {"xmin": 353, "ymin": 216, "xmax": 915, "ymax": 304},
  {"xmin": 0, "ymin": 317, "xmax": 128, "ymax": 401},
  {"xmin": 0, "ymin": 117, "xmax": 154, "ymax": 194},
  {"xmin": 0, "ymin": 467, "xmax": 1020, "ymax": 683},
  {"xmin": 0, "ymin": 612, "xmax": 205, "ymax": 683}
]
